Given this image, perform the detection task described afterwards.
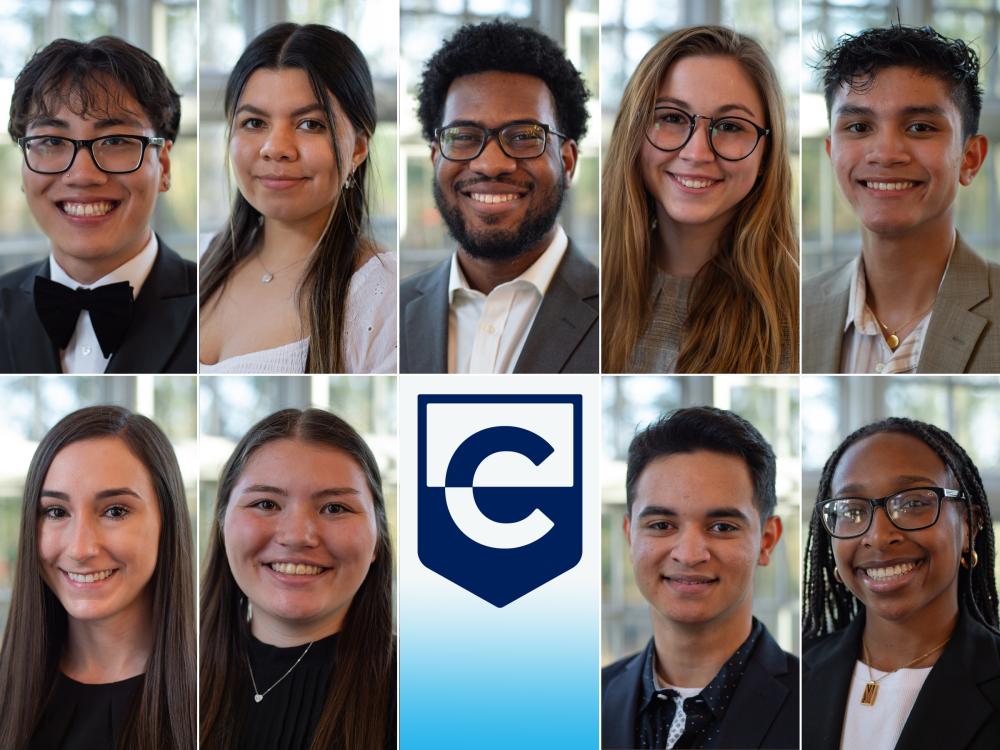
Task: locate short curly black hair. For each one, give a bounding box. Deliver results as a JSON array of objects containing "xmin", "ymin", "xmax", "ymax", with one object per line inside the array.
[
  {"xmin": 416, "ymin": 20, "xmax": 590, "ymax": 144},
  {"xmin": 818, "ymin": 24, "xmax": 982, "ymax": 138}
]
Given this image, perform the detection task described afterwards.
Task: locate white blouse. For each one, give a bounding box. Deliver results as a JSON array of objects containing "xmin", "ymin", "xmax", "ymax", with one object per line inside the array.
[
  {"xmin": 201, "ymin": 252, "xmax": 397, "ymax": 374},
  {"xmin": 839, "ymin": 660, "xmax": 932, "ymax": 750}
]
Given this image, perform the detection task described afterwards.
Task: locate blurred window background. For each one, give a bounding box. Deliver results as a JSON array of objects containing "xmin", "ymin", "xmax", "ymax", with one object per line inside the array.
[
  {"xmin": 399, "ymin": 0, "xmax": 599, "ymax": 279},
  {"xmin": 0, "ymin": 0, "xmax": 197, "ymax": 270},
  {"xmin": 0, "ymin": 374, "xmax": 197, "ymax": 634},
  {"xmin": 602, "ymin": 375, "xmax": 800, "ymax": 665},
  {"xmin": 198, "ymin": 0, "xmax": 398, "ymax": 253},
  {"xmin": 802, "ymin": 0, "xmax": 1000, "ymax": 277}
]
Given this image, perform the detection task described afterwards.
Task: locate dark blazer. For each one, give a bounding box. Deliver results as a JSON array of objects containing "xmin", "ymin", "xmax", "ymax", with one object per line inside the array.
[
  {"xmin": 602, "ymin": 625, "xmax": 799, "ymax": 749},
  {"xmin": 0, "ymin": 240, "xmax": 196, "ymax": 373},
  {"xmin": 399, "ymin": 240, "xmax": 598, "ymax": 373},
  {"xmin": 803, "ymin": 607, "xmax": 1000, "ymax": 750}
]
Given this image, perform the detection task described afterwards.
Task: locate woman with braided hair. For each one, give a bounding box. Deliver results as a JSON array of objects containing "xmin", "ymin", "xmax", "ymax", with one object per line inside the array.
[{"xmin": 802, "ymin": 417, "xmax": 1000, "ymax": 750}]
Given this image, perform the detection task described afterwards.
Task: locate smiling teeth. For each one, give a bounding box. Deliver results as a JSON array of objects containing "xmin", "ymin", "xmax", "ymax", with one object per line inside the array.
[
  {"xmin": 62, "ymin": 201, "xmax": 114, "ymax": 217},
  {"xmin": 865, "ymin": 562, "xmax": 917, "ymax": 580},
  {"xmin": 67, "ymin": 569, "xmax": 114, "ymax": 583},
  {"xmin": 865, "ymin": 181, "xmax": 915, "ymax": 191},
  {"xmin": 469, "ymin": 193, "xmax": 518, "ymax": 204},
  {"xmin": 270, "ymin": 562, "xmax": 324, "ymax": 576},
  {"xmin": 675, "ymin": 176, "xmax": 716, "ymax": 189}
]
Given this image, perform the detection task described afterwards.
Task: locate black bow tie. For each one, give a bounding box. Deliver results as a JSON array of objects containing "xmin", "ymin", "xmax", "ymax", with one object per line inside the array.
[{"xmin": 34, "ymin": 276, "xmax": 134, "ymax": 358}]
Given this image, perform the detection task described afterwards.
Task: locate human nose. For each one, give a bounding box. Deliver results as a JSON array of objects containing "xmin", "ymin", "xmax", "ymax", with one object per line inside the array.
[
  {"xmin": 861, "ymin": 505, "xmax": 903, "ymax": 548},
  {"xmin": 678, "ymin": 117, "xmax": 716, "ymax": 161},
  {"xmin": 260, "ymin": 124, "xmax": 298, "ymax": 161},
  {"xmin": 865, "ymin": 128, "xmax": 910, "ymax": 166},
  {"xmin": 670, "ymin": 526, "xmax": 710, "ymax": 566},
  {"xmin": 62, "ymin": 144, "xmax": 108, "ymax": 186},
  {"xmin": 275, "ymin": 503, "xmax": 318, "ymax": 547},
  {"xmin": 66, "ymin": 514, "xmax": 100, "ymax": 561},
  {"xmin": 467, "ymin": 133, "xmax": 517, "ymax": 176}
]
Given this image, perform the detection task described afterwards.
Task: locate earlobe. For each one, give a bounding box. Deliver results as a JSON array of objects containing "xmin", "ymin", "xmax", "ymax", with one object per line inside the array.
[
  {"xmin": 959, "ymin": 134, "xmax": 988, "ymax": 186},
  {"xmin": 158, "ymin": 140, "xmax": 173, "ymax": 194},
  {"xmin": 622, "ymin": 513, "xmax": 632, "ymax": 547},
  {"xmin": 562, "ymin": 139, "xmax": 579, "ymax": 181},
  {"xmin": 824, "ymin": 135, "xmax": 832, "ymax": 159},
  {"xmin": 758, "ymin": 515, "xmax": 783, "ymax": 566},
  {"xmin": 353, "ymin": 132, "xmax": 369, "ymax": 171}
]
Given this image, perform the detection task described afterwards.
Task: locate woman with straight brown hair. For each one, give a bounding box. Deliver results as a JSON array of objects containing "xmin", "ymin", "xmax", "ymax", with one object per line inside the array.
[
  {"xmin": 200, "ymin": 408, "xmax": 394, "ymax": 750},
  {"xmin": 0, "ymin": 405, "xmax": 195, "ymax": 750},
  {"xmin": 602, "ymin": 26, "xmax": 798, "ymax": 373}
]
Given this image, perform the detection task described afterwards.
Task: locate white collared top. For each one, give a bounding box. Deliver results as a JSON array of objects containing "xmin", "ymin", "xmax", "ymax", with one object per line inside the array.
[
  {"xmin": 49, "ymin": 232, "xmax": 158, "ymax": 374},
  {"xmin": 447, "ymin": 225, "xmax": 567, "ymax": 374}
]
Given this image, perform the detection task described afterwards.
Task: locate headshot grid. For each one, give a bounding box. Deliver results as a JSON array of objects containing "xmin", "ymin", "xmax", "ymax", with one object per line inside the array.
[{"xmin": 0, "ymin": 0, "xmax": 997, "ymax": 748}]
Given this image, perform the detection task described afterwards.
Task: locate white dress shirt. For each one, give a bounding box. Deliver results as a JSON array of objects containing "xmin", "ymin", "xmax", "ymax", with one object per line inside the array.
[
  {"xmin": 49, "ymin": 233, "xmax": 158, "ymax": 374},
  {"xmin": 447, "ymin": 225, "xmax": 567, "ymax": 374},
  {"xmin": 840, "ymin": 661, "xmax": 931, "ymax": 750}
]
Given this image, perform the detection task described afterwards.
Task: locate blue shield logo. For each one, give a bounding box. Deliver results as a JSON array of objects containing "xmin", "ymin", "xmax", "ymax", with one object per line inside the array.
[{"xmin": 417, "ymin": 394, "xmax": 583, "ymax": 607}]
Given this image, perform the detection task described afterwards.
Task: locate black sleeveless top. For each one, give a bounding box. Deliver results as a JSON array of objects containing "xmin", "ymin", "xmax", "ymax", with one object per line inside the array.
[{"xmin": 30, "ymin": 672, "xmax": 144, "ymax": 750}]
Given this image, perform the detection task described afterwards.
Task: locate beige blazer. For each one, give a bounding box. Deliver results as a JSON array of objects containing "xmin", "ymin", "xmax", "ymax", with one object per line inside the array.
[{"xmin": 803, "ymin": 235, "xmax": 1000, "ymax": 373}]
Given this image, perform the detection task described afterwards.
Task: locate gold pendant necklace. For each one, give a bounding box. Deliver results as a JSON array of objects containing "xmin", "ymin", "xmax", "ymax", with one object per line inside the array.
[
  {"xmin": 860, "ymin": 637, "xmax": 949, "ymax": 706},
  {"xmin": 871, "ymin": 306, "xmax": 931, "ymax": 352}
]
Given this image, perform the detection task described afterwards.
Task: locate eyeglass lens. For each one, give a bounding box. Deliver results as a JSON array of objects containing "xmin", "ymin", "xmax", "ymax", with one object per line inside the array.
[
  {"xmin": 439, "ymin": 123, "xmax": 547, "ymax": 160},
  {"xmin": 24, "ymin": 136, "xmax": 148, "ymax": 173},
  {"xmin": 821, "ymin": 488, "xmax": 941, "ymax": 537},
  {"xmin": 648, "ymin": 107, "xmax": 762, "ymax": 160}
]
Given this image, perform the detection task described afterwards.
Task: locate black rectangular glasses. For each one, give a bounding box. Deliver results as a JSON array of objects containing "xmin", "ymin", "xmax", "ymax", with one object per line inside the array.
[
  {"xmin": 434, "ymin": 121, "xmax": 566, "ymax": 161},
  {"xmin": 18, "ymin": 134, "xmax": 166, "ymax": 175},
  {"xmin": 817, "ymin": 486, "xmax": 965, "ymax": 539}
]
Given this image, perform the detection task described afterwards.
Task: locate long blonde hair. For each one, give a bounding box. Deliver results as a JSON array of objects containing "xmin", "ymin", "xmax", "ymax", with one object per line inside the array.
[{"xmin": 601, "ymin": 26, "xmax": 798, "ymax": 373}]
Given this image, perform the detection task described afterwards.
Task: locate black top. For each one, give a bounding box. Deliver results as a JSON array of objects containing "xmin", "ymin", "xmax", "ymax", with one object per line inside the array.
[{"xmin": 30, "ymin": 672, "xmax": 144, "ymax": 750}]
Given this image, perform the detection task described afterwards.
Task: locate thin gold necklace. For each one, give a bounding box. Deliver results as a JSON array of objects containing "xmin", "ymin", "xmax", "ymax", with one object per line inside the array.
[
  {"xmin": 871, "ymin": 306, "xmax": 931, "ymax": 351},
  {"xmin": 860, "ymin": 637, "xmax": 948, "ymax": 706}
]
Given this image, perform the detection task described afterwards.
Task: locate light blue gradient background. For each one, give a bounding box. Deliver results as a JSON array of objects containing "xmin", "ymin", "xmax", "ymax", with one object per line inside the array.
[{"xmin": 399, "ymin": 376, "xmax": 601, "ymax": 749}]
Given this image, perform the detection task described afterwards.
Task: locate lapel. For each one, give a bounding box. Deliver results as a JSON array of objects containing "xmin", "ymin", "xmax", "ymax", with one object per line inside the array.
[
  {"xmin": 803, "ymin": 615, "xmax": 864, "ymax": 750},
  {"xmin": 918, "ymin": 235, "xmax": 990, "ymax": 373},
  {"xmin": 514, "ymin": 241, "xmax": 598, "ymax": 373},
  {"xmin": 601, "ymin": 650, "xmax": 644, "ymax": 749},
  {"xmin": 402, "ymin": 260, "xmax": 449, "ymax": 373},
  {"xmin": 4, "ymin": 260, "xmax": 62, "ymax": 373},
  {"xmin": 715, "ymin": 627, "xmax": 795, "ymax": 749},
  {"xmin": 106, "ymin": 240, "xmax": 196, "ymax": 374},
  {"xmin": 803, "ymin": 260, "xmax": 853, "ymax": 373}
]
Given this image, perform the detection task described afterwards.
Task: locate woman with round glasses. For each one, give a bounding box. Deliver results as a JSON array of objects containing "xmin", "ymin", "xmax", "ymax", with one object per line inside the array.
[
  {"xmin": 601, "ymin": 26, "xmax": 798, "ymax": 373},
  {"xmin": 802, "ymin": 417, "xmax": 1000, "ymax": 750}
]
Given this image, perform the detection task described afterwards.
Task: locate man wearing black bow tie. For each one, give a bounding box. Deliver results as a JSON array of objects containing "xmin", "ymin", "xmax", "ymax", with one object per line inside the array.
[{"xmin": 1, "ymin": 36, "xmax": 196, "ymax": 373}]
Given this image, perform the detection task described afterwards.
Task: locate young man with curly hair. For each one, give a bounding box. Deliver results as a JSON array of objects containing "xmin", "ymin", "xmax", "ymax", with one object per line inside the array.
[
  {"xmin": 804, "ymin": 25, "xmax": 997, "ymax": 374},
  {"xmin": 400, "ymin": 20, "xmax": 598, "ymax": 374}
]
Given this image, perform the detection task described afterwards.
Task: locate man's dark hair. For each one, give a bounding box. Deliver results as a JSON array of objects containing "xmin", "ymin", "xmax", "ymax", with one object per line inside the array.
[
  {"xmin": 625, "ymin": 406, "xmax": 777, "ymax": 520},
  {"xmin": 818, "ymin": 24, "xmax": 983, "ymax": 138},
  {"xmin": 8, "ymin": 36, "xmax": 181, "ymax": 142},
  {"xmin": 416, "ymin": 19, "xmax": 590, "ymax": 143}
]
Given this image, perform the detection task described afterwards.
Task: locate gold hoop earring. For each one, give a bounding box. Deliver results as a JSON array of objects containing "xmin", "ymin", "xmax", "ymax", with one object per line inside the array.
[
  {"xmin": 961, "ymin": 549, "xmax": 979, "ymax": 569},
  {"xmin": 833, "ymin": 567, "xmax": 843, "ymax": 584}
]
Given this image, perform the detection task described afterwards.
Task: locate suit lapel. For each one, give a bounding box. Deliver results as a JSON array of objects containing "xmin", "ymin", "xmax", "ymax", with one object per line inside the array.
[
  {"xmin": 601, "ymin": 651, "xmax": 643, "ymax": 750},
  {"xmin": 918, "ymin": 236, "xmax": 990, "ymax": 373},
  {"xmin": 514, "ymin": 243, "xmax": 597, "ymax": 373},
  {"xmin": 5, "ymin": 261, "xmax": 62, "ymax": 373},
  {"xmin": 403, "ymin": 261, "xmax": 449, "ymax": 373},
  {"xmin": 804, "ymin": 261, "xmax": 853, "ymax": 373},
  {"xmin": 803, "ymin": 616, "xmax": 864, "ymax": 750}
]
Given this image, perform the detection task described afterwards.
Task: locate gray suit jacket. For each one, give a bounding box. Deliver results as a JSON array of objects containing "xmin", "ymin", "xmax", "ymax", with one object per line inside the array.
[
  {"xmin": 803, "ymin": 235, "xmax": 1000, "ymax": 373},
  {"xmin": 399, "ymin": 241, "xmax": 598, "ymax": 373}
]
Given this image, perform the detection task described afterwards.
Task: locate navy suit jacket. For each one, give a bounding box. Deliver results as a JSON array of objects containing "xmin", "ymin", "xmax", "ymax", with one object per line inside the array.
[
  {"xmin": 602, "ymin": 625, "xmax": 799, "ymax": 749},
  {"xmin": 0, "ymin": 240, "xmax": 196, "ymax": 373},
  {"xmin": 399, "ymin": 240, "xmax": 598, "ymax": 373},
  {"xmin": 804, "ymin": 607, "xmax": 1000, "ymax": 750}
]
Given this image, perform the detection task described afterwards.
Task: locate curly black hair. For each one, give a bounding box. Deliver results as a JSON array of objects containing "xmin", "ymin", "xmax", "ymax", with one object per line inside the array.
[
  {"xmin": 802, "ymin": 417, "xmax": 998, "ymax": 643},
  {"xmin": 817, "ymin": 24, "xmax": 983, "ymax": 138},
  {"xmin": 416, "ymin": 19, "xmax": 590, "ymax": 144}
]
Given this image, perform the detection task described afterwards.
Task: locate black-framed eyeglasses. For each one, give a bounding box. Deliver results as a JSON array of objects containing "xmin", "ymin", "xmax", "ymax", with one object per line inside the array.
[
  {"xmin": 817, "ymin": 487, "xmax": 966, "ymax": 539},
  {"xmin": 646, "ymin": 106, "xmax": 769, "ymax": 162},
  {"xmin": 434, "ymin": 121, "xmax": 567, "ymax": 161},
  {"xmin": 17, "ymin": 134, "xmax": 166, "ymax": 175}
]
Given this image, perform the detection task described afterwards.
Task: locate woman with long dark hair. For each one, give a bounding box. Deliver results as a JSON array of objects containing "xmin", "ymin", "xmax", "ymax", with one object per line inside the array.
[
  {"xmin": 200, "ymin": 23, "xmax": 396, "ymax": 374},
  {"xmin": 200, "ymin": 408, "xmax": 394, "ymax": 750},
  {"xmin": 601, "ymin": 26, "xmax": 798, "ymax": 373},
  {"xmin": 803, "ymin": 417, "xmax": 1000, "ymax": 749},
  {"xmin": 0, "ymin": 406, "xmax": 195, "ymax": 750}
]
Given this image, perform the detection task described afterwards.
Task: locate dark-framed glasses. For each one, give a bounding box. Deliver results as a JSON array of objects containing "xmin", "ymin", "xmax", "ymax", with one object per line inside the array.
[
  {"xmin": 817, "ymin": 486, "xmax": 966, "ymax": 539},
  {"xmin": 434, "ymin": 121, "xmax": 567, "ymax": 161},
  {"xmin": 18, "ymin": 134, "xmax": 166, "ymax": 175},
  {"xmin": 646, "ymin": 106, "xmax": 769, "ymax": 161}
]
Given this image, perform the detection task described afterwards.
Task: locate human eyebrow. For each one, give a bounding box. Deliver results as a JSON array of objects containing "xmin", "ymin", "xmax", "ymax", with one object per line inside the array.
[
  {"xmin": 235, "ymin": 103, "xmax": 325, "ymax": 119},
  {"xmin": 654, "ymin": 98, "xmax": 757, "ymax": 118},
  {"xmin": 832, "ymin": 104, "xmax": 874, "ymax": 119},
  {"xmin": 833, "ymin": 475, "xmax": 940, "ymax": 497},
  {"xmin": 637, "ymin": 505, "xmax": 677, "ymax": 520},
  {"xmin": 241, "ymin": 484, "xmax": 288, "ymax": 496},
  {"xmin": 705, "ymin": 507, "xmax": 752, "ymax": 522},
  {"xmin": 94, "ymin": 487, "xmax": 142, "ymax": 500},
  {"xmin": 93, "ymin": 117, "xmax": 145, "ymax": 130},
  {"xmin": 311, "ymin": 487, "xmax": 361, "ymax": 500},
  {"xmin": 40, "ymin": 489, "xmax": 70, "ymax": 501},
  {"xmin": 899, "ymin": 105, "xmax": 948, "ymax": 119},
  {"xmin": 27, "ymin": 117, "xmax": 69, "ymax": 130}
]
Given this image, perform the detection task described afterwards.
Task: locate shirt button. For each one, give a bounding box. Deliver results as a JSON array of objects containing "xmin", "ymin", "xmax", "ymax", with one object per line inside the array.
[
  {"xmin": 484, "ymin": 325, "xmax": 496, "ymax": 335},
  {"xmin": 81, "ymin": 346, "xmax": 92, "ymax": 356},
  {"xmin": 875, "ymin": 362, "xmax": 885, "ymax": 373}
]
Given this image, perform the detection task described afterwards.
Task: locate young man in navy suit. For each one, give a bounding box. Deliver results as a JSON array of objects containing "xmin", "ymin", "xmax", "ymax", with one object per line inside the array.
[
  {"xmin": 603, "ymin": 407, "xmax": 798, "ymax": 749},
  {"xmin": 3, "ymin": 36, "xmax": 195, "ymax": 373}
]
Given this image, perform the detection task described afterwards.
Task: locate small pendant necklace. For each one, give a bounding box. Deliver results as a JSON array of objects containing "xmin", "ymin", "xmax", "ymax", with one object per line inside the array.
[
  {"xmin": 247, "ymin": 640, "xmax": 314, "ymax": 703},
  {"xmin": 871, "ymin": 305, "xmax": 931, "ymax": 352},
  {"xmin": 255, "ymin": 253, "xmax": 310, "ymax": 284},
  {"xmin": 860, "ymin": 637, "xmax": 948, "ymax": 706}
]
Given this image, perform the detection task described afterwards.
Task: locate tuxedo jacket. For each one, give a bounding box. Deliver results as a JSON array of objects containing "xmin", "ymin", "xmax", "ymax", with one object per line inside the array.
[
  {"xmin": 399, "ymin": 241, "xmax": 598, "ymax": 373},
  {"xmin": 803, "ymin": 235, "xmax": 1000, "ymax": 373},
  {"xmin": 803, "ymin": 608, "xmax": 1000, "ymax": 750},
  {"xmin": 601, "ymin": 625, "xmax": 799, "ymax": 749},
  {"xmin": 0, "ymin": 241, "xmax": 197, "ymax": 373}
]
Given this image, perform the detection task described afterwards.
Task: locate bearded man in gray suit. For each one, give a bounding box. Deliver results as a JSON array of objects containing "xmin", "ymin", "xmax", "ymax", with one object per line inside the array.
[{"xmin": 400, "ymin": 20, "xmax": 598, "ymax": 374}]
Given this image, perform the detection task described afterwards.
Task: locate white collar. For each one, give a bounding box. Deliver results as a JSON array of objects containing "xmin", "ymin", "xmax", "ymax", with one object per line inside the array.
[
  {"xmin": 49, "ymin": 232, "xmax": 159, "ymax": 295},
  {"xmin": 448, "ymin": 225, "xmax": 568, "ymax": 301}
]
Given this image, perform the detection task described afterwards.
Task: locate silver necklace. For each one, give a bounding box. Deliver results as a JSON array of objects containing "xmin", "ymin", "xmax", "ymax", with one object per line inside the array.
[
  {"xmin": 247, "ymin": 640, "xmax": 314, "ymax": 703},
  {"xmin": 255, "ymin": 253, "xmax": 310, "ymax": 284}
]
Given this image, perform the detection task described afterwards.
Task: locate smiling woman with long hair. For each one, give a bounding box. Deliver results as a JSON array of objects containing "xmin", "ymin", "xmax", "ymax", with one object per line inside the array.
[
  {"xmin": 601, "ymin": 26, "xmax": 798, "ymax": 373},
  {"xmin": 0, "ymin": 406, "xmax": 195, "ymax": 750},
  {"xmin": 199, "ymin": 23, "xmax": 396, "ymax": 374},
  {"xmin": 802, "ymin": 417, "xmax": 1000, "ymax": 749},
  {"xmin": 200, "ymin": 408, "xmax": 394, "ymax": 750}
]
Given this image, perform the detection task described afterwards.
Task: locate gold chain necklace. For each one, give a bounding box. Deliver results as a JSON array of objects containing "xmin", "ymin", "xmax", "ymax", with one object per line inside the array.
[
  {"xmin": 871, "ymin": 306, "xmax": 931, "ymax": 352},
  {"xmin": 860, "ymin": 637, "xmax": 949, "ymax": 706}
]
